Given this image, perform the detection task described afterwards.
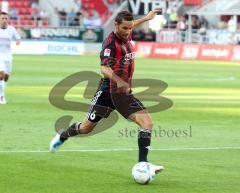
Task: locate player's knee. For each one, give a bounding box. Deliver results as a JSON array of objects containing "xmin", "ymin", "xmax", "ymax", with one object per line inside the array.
[
  {"xmin": 0, "ymin": 72, "xmax": 4, "ymax": 80},
  {"xmin": 139, "ymin": 119, "xmax": 153, "ymax": 130},
  {"xmin": 4, "ymin": 75, "xmax": 9, "ymax": 82}
]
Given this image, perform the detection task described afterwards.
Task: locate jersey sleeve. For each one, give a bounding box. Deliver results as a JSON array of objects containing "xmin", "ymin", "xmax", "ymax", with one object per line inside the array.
[
  {"xmin": 12, "ymin": 27, "xmax": 21, "ymax": 40},
  {"xmin": 100, "ymin": 39, "xmax": 116, "ymax": 67}
]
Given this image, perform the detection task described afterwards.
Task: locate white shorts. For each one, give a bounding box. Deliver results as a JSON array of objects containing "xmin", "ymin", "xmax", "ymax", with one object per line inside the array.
[{"xmin": 0, "ymin": 60, "xmax": 12, "ymax": 75}]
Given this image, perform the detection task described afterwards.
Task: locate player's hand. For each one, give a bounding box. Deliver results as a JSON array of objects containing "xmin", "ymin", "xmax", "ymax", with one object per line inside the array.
[
  {"xmin": 145, "ymin": 9, "xmax": 161, "ymax": 21},
  {"xmin": 16, "ymin": 40, "xmax": 21, "ymax": 45},
  {"xmin": 117, "ymin": 80, "xmax": 131, "ymax": 94}
]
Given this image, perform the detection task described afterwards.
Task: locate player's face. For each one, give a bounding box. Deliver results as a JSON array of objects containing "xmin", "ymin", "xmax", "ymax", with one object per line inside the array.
[
  {"xmin": 0, "ymin": 14, "xmax": 9, "ymax": 28},
  {"xmin": 115, "ymin": 20, "xmax": 134, "ymax": 40}
]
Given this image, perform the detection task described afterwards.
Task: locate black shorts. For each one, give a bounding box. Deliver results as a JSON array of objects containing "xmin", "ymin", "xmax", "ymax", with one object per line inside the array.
[{"xmin": 86, "ymin": 89, "xmax": 146, "ymax": 122}]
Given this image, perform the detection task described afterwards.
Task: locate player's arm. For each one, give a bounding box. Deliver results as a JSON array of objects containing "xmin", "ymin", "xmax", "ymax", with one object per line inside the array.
[
  {"xmin": 16, "ymin": 39, "xmax": 21, "ymax": 45},
  {"xmin": 13, "ymin": 27, "xmax": 21, "ymax": 45},
  {"xmin": 133, "ymin": 9, "xmax": 160, "ymax": 29},
  {"xmin": 101, "ymin": 65, "xmax": 130, "ymax": 92}
]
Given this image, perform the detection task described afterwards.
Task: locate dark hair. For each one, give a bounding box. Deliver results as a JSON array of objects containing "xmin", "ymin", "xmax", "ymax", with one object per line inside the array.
[
  {"xmin": 115, "ymin": 11, "xmax": 134, "ymax": 24},
  {"xmin": 1, "ymin": 12, "xmax": 8, "ymax": 15}
]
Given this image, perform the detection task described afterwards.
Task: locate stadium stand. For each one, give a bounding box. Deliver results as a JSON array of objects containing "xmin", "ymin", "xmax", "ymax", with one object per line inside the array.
[
  {"xmin": 80, "ymin": 0, "xmax": 124, "ymax": 24},
  {"xmin": 0, "ymin": 0, "xmax": 50, "ymax": 27},
  {"xmin": 1, "ymin": 0, "xmax": 239, "ymax": 44}
]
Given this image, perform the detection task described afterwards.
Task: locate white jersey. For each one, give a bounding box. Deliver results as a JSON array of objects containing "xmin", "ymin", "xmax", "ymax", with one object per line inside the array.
[{"xmin": 0, "ymin": 25, "xmax": 20, "ymax": 61}]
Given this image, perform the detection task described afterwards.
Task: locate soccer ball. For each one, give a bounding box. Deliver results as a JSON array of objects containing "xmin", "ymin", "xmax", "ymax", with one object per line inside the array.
[{"xmin": 132, "ymin": 162, "xmax": 153, "ymax": 184}]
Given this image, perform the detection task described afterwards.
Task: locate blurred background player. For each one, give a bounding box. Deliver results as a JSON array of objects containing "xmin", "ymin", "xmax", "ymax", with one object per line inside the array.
[{"xmin": 0, "ymin": 11, "xmax": 21, "ymax": 104}]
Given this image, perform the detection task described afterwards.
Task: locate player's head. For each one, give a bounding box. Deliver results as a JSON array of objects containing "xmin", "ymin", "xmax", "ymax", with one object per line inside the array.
[
  {"xmin": 0, "ymin": 12, "xmax": 9, "ymax": 28},
  {"xmin": 114, "ymin": 11, "xmax": 134, "ymax": 40}
]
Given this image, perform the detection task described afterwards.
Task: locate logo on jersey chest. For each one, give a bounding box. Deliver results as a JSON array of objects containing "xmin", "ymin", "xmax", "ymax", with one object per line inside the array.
[{"xmin": 125, "ymin": 52, "xmax": 135, "ymax": 61}]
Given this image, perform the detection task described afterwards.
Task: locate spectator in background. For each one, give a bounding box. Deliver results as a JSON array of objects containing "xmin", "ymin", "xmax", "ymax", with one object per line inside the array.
[
  {"xmin": 165, "ymin": 2, "xmax": 172, "ymax": 27},
  {"xmin": 176, "ymin": 16, "xmax": 186, "ymax": 31},
  {"xmin": 159, "ymin": 14, "xmax": 167, "ymax": 30},
  {"xmin": 132, "ymin": 28, "xmax": 155, "ymax": 42},
  {"xmin": 37, "ymin": 9, "xmax": 49, "ymax": 26},
  {"xmin": 74, "ymin": 10, "xmax": 82, "ymax": 26},
  {"xmin": 228, "ymin": 16, "xmax": 237, "ymax": 33},
  {"xmin": 116, "ymin": 0, "xmax": 122, "ymax": 5},
  {"xmin": 39, "ymin": 9, "xmax": 49, "ymax": 21},
  {"xmin": 149, "ymin": 10, "xmax": 166, "ymax": 31},
  {"xmin": 30, "ymin": 5, "xmax": 40, "ymax": 21},
  {"xmin": 67, "ymin": 9, "xmax": 76, "ymax": 26},
  {"xmin": 191, "ymin": 15, "xmax": 200, "ymax": 32},
  {"xmin": 176, "ymin": 16, "xmax": 186, "ymax": 42},
  {"xmin": 132, "ymin": 29, "xmax": 145, "ymax": 41},
  {"xmin": 199, "ymin": 17, "xmax": 208, "ymax": 43},
  {"xmin": 31, "ymin": 1, "xmax": 40, "ymax": 20},
  {"xmin": 56, "ymin": 8, "xmax": 67, "ymax": 27},
  {"xmin": 9, "ymin": 8, "xmax": 18, "ymax": 20},
  {"xmin": 199, "ymin": 22, "xmax": 207, "ymax": 43},
  {"xmin": 74, "ymin": 0, "xmax": 82, "ymax": 9},
  {"xmin": 144, "ymin": 28, "xmax": 155, "ymax": 41},
  {"xmin": 83, "ymin": 10, "xmax": 101, "ymax": 29},
  {"xmin": 169, "ymin": 8, "xmax": 178, "ymax": 28}
]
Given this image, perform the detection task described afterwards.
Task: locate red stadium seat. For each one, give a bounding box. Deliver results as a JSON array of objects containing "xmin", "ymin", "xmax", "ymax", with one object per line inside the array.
[
  {"xmin": 28, "ymin": 20, "xmax": 37, "ymax": 27},
  {"xmin": 9, "ymin": 1, "xmax": 15, "ymax": 8},
  {"xmin": 184, "ymin": 0, "xmax": 203, "ymax": 5},
  {"xmin": 87, "ymin": 10, "xmax": 93, "ymax": 17},
  {"xmin": 19, "ymin": 15, "xmax": 25, "ymax": 20},
  {"xmin": 26, "ymin": 8, "xmax": 33, "ymax": 15},
  {"xmin": 25, "ymin": 15, "xmax": 31, "ymax": 20},
  {"xmin": 88, "ymin": 3, "xmax": 94, "ymax": 9},
  {"xmin": 82, "ymin": 3, "xmax": 89, "ymax": 9},
  {"xmin": 107, "ymin": 0, "xmax": 115, "ymax": 4},
  {"xmin": 42, "ymin": 20, "xmax": 49, "ymax": 26},
  {"xmin": 14, "ymin": 20, "xmax": 20, "ymax": 27},
  {"xmin": 19, "ymin": 8, "xmax": 27, "ymax": 14},
  {"xmin": 15, "ymin": 1, "xmax": 21, "ymax": 7},
  {"xmin": 19, "ymin": 14, "xmax": 31, "ymax": 20},
  {"xmin": 9, "ymin": 20, "xmax": 18, "ymax": 26},
  {"xmin": 22, "ymin": 1, "xmax": 30, "ymax": 7},
  {"xmin": 20, "ymin": 20, "xmax": 28, "ymax": 26}
]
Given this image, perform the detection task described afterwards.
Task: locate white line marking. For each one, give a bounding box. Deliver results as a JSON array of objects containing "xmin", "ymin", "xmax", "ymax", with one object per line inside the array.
[
  {"xmin": 214, "ymin": 76, "xmax": 235, "ymax": 81},
  {"xmin": 0, "ymin": 147, "xmax": 239, "ymax": 153}
]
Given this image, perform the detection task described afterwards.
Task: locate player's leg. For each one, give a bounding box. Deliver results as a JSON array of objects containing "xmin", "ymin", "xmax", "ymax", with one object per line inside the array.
[
  {"xmin": 60, "ymin": 118, "xmax": 99, "ymax": 140},
  {"xmin": 49, "ymin": 119, "xmax": 99, "ymax": 152},
  {"xmin": 129, "ymin": 110, "xmax": 164, "ymax": 175},
  {"xmin": 58, "ymin": 90, "xmax": 113, "ymax": 141},
  {"xmin": 112, "ymin": 93, "xmax": 164, "ymax": 174},
  {"xmin": 128, "ymin": 110, "xmax": 153, "ymax": 162},
  {"xmin": 111, "ymin": 93, "xmax": 152, "ymax": 162},
  {"xmin": 3, "ymin": 73, "xmax": 9, "ymax": 102},
  {"xmin": 4, "ymin": 73, "xmax": 9, "ymax": 82},
  {"xmin": 0, "ymin": 60, "xmax": 6, "ymax": 104},
  {"xmin": 0, "ymin": 71, "xmax": 5, "ymax": 104},
  {"xmin": 50, "ymin": 89, "xmax": 113, "ymax": 152},
  {"xmin": 0, "ymin": 61, "xmax": 12, "ymax": 104}
]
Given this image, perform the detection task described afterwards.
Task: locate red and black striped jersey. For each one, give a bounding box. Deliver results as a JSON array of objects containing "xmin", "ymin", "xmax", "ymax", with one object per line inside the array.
[{"xmin": 100, "ymin": 31, "xmax": 135, "ymax": 92}]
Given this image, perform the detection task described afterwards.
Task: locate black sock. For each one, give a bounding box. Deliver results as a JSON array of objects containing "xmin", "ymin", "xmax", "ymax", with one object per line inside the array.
[
  {"xmin": 138, "ymin": 129, "xmax": 151, "ymax": 162},
  {"xmin": 60, "ymin": 122, "xmax": 81, "ymax": 141}
]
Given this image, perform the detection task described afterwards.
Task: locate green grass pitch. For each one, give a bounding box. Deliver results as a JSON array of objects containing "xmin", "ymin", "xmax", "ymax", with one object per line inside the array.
[{"xmin": 0, "ymin": 55, "xmax": 239, "ymax": 193}]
